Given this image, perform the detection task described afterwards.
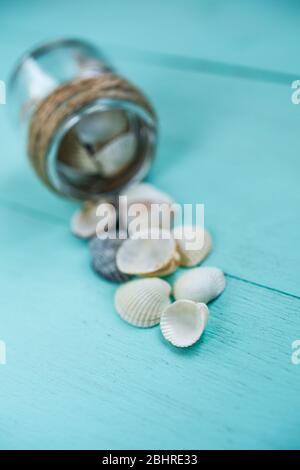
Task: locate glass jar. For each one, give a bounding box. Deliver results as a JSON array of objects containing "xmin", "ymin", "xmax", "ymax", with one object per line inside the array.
[{"xmin": 9, "ymin": 38, "xmax": 157, "ymax": 200}]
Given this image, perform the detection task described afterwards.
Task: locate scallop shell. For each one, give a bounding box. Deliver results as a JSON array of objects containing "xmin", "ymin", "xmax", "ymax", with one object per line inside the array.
[
  {"xmin": 116, "ymin": 228, "xmax": 176, "ymax": 275},
  {"xmin": 94, "ymin": 132, "xmax": 137, "ymax": 178},
  {"xmin": 115, "ymin": 278, "xmax": 171, "ymax": 327},
  {"xmin": 71, "ymin": 200, "xmax": 116, "ymax": 239},
  {"xmin": 174, "ymin": 267, "xmax": 225, "ymax": 304},
  {"xmin": 173, "ymin": 225, "xmax": 212, "ymax": 267},
  {"xmin": 89, "ymin": 235, "xmax": 131, "ymax": 283},
  {"xmin": 160, "ymin": 300, "xmax": 209, "ymax": 348}
]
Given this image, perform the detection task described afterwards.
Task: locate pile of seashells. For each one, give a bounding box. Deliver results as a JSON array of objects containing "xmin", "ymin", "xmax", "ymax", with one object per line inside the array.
[{"xmin": 71, "ymin": 183, "xmax": 226, "ymax": 348}]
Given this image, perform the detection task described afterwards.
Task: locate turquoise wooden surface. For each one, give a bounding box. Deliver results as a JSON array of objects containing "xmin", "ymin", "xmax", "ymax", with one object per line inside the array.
[{"xmin": 0, "ymin": 1, "xmax": 300, "ymax": 450}]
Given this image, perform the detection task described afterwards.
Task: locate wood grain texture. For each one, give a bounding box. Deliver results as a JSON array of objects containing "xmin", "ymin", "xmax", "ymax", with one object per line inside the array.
[
  {"xmin": 0, "ymin": 204, "xmax": 300, "ymax": 450},
  {"xmin": 0, "ymin": 0, "xmax": 300, "ymax": 450}
]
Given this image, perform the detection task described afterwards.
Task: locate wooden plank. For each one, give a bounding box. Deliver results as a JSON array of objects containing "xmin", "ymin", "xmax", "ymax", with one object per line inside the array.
[
  {"xmin": 0, "ymin": 1, "xmax": 299, "ymax": 74},
  {"xmin": 1, "ymin": 58, "xmax": 300, "ymax": 295},
  {"xmin": 1, "ymin": 0, "xmax": 299, "ymax": 451},
  {"xmin": 0, "ymin": 204, "xmax": 299, "ymax": 449}
]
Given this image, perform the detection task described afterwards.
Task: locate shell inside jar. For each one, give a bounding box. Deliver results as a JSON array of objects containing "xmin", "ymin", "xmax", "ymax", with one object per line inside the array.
[{"xmin": 57, "ymin": 109, "xmax": 138, "ymax": 184}]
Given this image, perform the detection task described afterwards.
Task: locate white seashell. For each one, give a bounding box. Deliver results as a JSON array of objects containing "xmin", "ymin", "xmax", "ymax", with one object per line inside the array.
[
  {"xmin": 174, "ymin": 267, "xmax": 226, "ymax": 304},
  {"xmin": 58, "ymin": 131, "xmax": 99, "ymax": 173},
  {"xmin": 126, "ymin": 207, "xmax": 175, "ymax": 236},
  {"xmin": 56, "ymin": 163, "xmax": 99, "ymax": 189},
  {"xmin": 115, "ymin": 278, "xmax": 171, "ymax": 327},
  {"xmin": 160, "ymin": 300, "xmax": 209, "ymax": 348},
  {"xmin": 121, "ymin": 182, "xmax": 174, "ymax": 206},
  {"xmin": 59, "ymin": 110, "xmax": 130, "ymax": 176},
  {"xmin": 173, "ymin": 225, "xmax": 212, "ymax": 267},
  {"xmin": 71, "ymin": 200, "xmax": 116, "ymax": 239},
  {"xmin": 75, "ymin": 109, "xmax": 128, "ymax": 146},
  {"xmin": 116, "ymin": 228, "xmax": 176, "ymax": 275},
  {"xmin": 120, "ymin": 183, "xmax": 175, "ymax": 235},
  {"xmin": 143, "ymin": 251, "xmax": 180, "ymax": 277},
  {"xmin": 94, "ymin": 132, "xmax": 137, "ymax": 177}
]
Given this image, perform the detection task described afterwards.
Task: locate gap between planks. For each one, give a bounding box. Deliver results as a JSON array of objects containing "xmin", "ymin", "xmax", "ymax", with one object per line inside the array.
[
  {"xmin": 105, "ymin": 43, "xmax": 298, "ymax": 86},
  {"xmin": 225, "ymin": 273, "xmax": 300, "ymax": 302},
  {"xmin": 1, "ymin": 196, "xmax": 299, "ymax": 303}
]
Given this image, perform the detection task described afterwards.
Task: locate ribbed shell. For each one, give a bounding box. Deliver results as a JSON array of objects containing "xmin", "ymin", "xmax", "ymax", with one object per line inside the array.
[
  {"xmin": 89, "ymin": 235, "xmax": 131, "ymax": 283},
  {"xmin": 160, "ymin": 300, "xmax": 209, "ymax": 348},
  {"xmin": 115, "ymin": 278, "xmax": 171, "ymax": 327},
  {"xmin": 174, "ymin": 267, "xmax": 226, "ymax": 304}
]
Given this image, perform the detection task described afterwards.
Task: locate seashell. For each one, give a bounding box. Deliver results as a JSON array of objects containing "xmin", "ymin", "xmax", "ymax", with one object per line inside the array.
[
  {"xmin": 58, "ymin": 131, "xmax": 99, "ymax": 173},
  {"xmin": 143, "ymin": 251, "xmax": 181, "ymax": 277},
  {"xmin": 75, "ymin": 109, "xmax": 128, "ymax": 146},
  {"xmin": 59, "ymin": 110, "xmax": 130, "ymax": 177},
  {"xmin": 89, "ymin": 234, "xmax": 131, "ymax": 283},
  {"xmin": 94, "ymin": 132, "xmax": 137, "ymax": 178},
  {"xmin": 173, "ymin": 225, "xmax": 212, "ymax": 267},
  {"xmin": 71, "ymin": 199, "xmax": 116, "ymax": 239},
  {"xmin": 115, "ymin": 277, "xmax": 171, "ymax": 327},
  {"xmin": 116, "ymin": 228, "xmax": 176, "ymax": 275},
  {"xmin": 174, "ymin": 267, "xmax": 226, "ymax": 304},
  {"xmin": 57, "ymin": 162, "xmax": 98, "ymax": 188},
  {"xmin": 121, "ymin": 182, "xmax": 174, "ymax": 206},
  {"xmin": 160, "ymin": 300, "xmax": 209, "ymax": 348},
  {"xmin": 126, "ymin": 204, "xmax": 176, "ymax": 236},
  {"xmin": 119, "ymin": 183, "xmax": 176, "ymax": 236}
]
